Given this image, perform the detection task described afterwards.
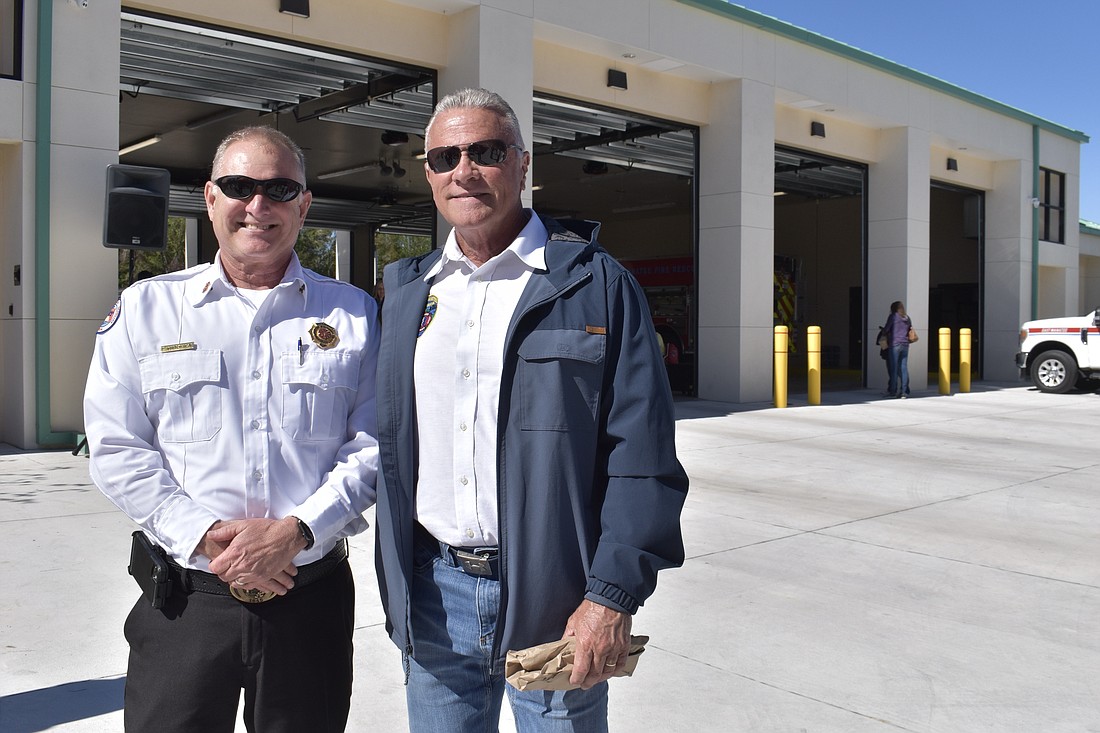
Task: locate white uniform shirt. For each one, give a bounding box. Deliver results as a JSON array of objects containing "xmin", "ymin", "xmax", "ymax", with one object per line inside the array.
[
  {"xmin": 84, "ymin": 252, "xmax": 379, "ymax": 570},
  {"xmin": 413, "ymin": 213, "xmax": 547, "ymax": 547}
]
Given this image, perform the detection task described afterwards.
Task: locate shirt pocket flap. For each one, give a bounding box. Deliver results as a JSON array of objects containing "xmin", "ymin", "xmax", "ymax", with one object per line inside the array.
[
  {"xmin": 281, "ymin": 351, "xmax": 360, "ymax": 390},
  {"xmin": 517, "ymin": 329, "xmax": 605, "ymax": 365},
  {"xmin": 139, "ymin": 350, "xmax": 222, "ymax": 393}
]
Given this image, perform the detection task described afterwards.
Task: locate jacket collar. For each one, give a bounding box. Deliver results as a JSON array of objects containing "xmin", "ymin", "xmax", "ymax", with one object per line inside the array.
[
  {"xmin": 424, "ymin": 210, "xmax": 548, "ymax": 280},
  {"xmin": 388, "ymin": 213, "xmax": 601, "ymax": 286},
  {"xmin": 383, "ymin": 213, "xmax": 603, "ymax": 340}
]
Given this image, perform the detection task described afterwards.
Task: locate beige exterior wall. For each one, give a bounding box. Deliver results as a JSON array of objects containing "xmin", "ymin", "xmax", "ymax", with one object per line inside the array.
[
  {"xmin": 1, "ymin": 7, "xmax": 30, "ymax": 446},
  {"xmin": 2, "ymin": 0, "xmax": 1091, "ymax": 446},
  {"xmin": 1078, "ymin": 225, "xmax": 1100, "ymax": 313},
  {"xmin": 2, "ymin": 0, "xmax": 121, "ymax": 447}
]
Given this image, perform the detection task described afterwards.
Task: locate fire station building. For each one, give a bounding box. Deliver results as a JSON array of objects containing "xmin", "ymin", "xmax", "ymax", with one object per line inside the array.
[{"xmin": 1, "ymin": 0, "xmax": 1092, "ymax": 448}]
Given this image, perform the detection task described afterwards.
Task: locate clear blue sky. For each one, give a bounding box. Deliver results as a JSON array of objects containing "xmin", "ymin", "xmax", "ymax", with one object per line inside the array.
[{"xmin": 732, "ymin": 1, "xmax": 1099, "ymax": 223}]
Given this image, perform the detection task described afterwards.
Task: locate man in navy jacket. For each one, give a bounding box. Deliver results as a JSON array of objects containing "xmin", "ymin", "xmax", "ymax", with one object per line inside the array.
[{"xmin": 374, "ymin": 88, "xmax": 688, "ymax": 732}]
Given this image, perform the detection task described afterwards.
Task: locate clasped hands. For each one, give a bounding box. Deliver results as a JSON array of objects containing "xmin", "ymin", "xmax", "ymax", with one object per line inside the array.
[{"xmin": 199, "ymin": 517, "xmax": 307, "ymax": 597}]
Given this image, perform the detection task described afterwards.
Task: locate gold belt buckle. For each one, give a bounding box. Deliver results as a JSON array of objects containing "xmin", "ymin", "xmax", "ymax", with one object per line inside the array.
[{"xmin": 230, "ymin": 586, "xmax": 276, "ymax": 603}]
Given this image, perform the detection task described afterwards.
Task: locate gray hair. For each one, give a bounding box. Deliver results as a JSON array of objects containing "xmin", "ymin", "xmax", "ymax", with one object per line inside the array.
[
  {"xmin": 211, "ymin": 126, "xmax": 307, "ymax": 181},
  {"xmin": 426, "ymin": 88, "xmax": 525, "ymax": 150}
]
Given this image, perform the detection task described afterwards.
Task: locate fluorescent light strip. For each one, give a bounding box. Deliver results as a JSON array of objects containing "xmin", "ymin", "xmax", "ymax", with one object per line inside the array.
[
  {"xmin": 317, "ymin": 162, "xmax": 380, "ymax": 180},
  {"xmin": 119, "ymin": 135, "xmax": 162, "ymax": 156}
]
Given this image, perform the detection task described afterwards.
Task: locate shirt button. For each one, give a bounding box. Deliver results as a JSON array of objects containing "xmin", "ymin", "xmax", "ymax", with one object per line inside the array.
[
  {"xmin": 466, "ymin": 319, "xmax": 475, "ymax": 328},
  {"xmin": 459, "ymin": 475, "xmax": 469, "ymax": 485},
  {"xmin": 250, "ymin": 420, "xmax": 260, "ymax": 430},
  {"xmin": 252, "ymin": 469, "xmax": 263, "ymax": 481},
  {"xmin": 251, "ymin": 370, "xmax": 261, "ymax": 380},
  {"xmin": 466, "ymin": 529, "xmax": 475, "ymax": 539},
  {"xmin": 170, "ymin": 372, "xmax": 180, "ymax": 382},
  {"xmin": 253, "ymin": 325, "xmax": 262, "ymax": 333},
  {"xmin": 460, "ymin": 422, "xmax": 468, "ymax": 431},
  {"xmin": 462, "ymin": 369, "xmax": 471, "ymax": 379}
]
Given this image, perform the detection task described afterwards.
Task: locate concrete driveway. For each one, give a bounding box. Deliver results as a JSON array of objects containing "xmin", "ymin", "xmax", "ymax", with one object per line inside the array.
[{"xmin": 2, "ymin": 383, "xmax": 1098, "ymax": 731}]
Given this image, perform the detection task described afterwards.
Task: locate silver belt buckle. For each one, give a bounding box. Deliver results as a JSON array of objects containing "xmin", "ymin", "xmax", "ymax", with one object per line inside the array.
[{"xmin": 453, "ymin": 549, "xmax": 494, "ymax": 576}]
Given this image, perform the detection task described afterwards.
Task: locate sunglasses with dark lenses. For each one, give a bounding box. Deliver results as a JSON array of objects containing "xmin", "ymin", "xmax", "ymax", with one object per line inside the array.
[
  {"xmin": 214, "ymin": 175, "xmax": 304, "ymax": 203},
  {"xmin": 425, "ymin": 139, "xmax": 524, "ymax": 174}
]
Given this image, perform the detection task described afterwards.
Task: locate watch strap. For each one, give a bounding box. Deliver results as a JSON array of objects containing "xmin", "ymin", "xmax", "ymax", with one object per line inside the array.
[{"xmin": 295, "ymin": 517, "xmax": 315, "ymax": 550}]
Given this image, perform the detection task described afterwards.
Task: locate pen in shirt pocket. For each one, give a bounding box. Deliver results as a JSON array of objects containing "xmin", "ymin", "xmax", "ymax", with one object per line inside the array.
[{"xmin": 298, "ymin": 337, "xmax": 304, "ymax": 365}]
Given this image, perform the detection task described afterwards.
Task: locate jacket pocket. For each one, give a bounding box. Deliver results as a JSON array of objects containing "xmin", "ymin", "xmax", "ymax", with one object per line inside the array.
[
  {"xmin": 139, "ymin": 350, "xmax": 223, "ymax": 443},
  {"xmin": 281, "ymin": 351, "xmax": 360, "ymax": 441},
  {"xmin": 516, "ymin": 329, "xmax": 604, "ymax": 431}
]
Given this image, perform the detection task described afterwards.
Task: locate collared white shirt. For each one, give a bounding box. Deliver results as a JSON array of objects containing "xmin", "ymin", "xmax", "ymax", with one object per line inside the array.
[
  {"xmin": 84, "ymin": 252, "xmax": 379, "ymax": 570},
  {"xmin": 414, "ymin": 212, "xmax": 547, "ymax": 547}
]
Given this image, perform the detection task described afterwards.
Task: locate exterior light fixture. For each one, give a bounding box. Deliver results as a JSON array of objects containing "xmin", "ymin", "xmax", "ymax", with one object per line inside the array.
[
  {"xmin": 279, "ymin": 0, "xmax": 309, "ymax": 18},
  {"xmin": 607, "ymin": 69, "xmax": 628, "ymax": 91},
  {"xmin": 947, "ymin": 157, "xmax": 958, "ymax": 171},
  {"xmin": 810, "ymin": 121, "xmax": 825, "ymax": 138},
  {"xmin": 317, "ymin": 162, "xmax": 381, "ymax": 180},
  {"xmin": 119, "ymin": 135, "xmax": 162, "ymax": 156}
]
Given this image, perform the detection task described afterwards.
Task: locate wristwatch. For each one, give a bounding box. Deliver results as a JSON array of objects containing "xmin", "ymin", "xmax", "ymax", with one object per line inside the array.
[{"xmin": 294, "ymin": 517, "xmax": 315, "ymax": 550}]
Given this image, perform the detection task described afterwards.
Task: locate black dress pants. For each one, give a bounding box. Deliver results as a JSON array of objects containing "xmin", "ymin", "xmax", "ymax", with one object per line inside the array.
[{"xmin": 122, "ymin": 560, "xmax": 354, "ymax": 733}]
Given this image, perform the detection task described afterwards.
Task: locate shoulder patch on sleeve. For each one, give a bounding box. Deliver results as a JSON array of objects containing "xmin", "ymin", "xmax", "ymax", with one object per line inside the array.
[{"xmin": 97, "ymin": 298, "xmax": 122, "ymax": 335}]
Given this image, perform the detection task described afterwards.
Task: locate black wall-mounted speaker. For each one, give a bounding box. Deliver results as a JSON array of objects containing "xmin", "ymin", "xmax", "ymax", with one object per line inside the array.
[{"xmin": 103, "ymin": 164, "xmax": 171, "ymax": 251}]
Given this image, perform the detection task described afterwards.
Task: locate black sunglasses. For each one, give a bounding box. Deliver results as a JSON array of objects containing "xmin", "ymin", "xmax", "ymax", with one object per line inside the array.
[
  {"xmin": 214, "ymin": 175, "xmax": 305, "ymax": 203},
  {"xmin": 425, "ymin": 139, "xmax": 524, "ymax": 174}
]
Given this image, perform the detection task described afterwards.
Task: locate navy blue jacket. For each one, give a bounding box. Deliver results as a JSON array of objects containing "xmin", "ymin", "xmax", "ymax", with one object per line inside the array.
[{"xmin": 374, "ymin": 215, "xmax": 688, "ymax": 665}]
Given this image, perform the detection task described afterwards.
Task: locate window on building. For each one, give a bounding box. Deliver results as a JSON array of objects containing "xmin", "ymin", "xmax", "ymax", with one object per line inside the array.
[
  {"xmin": 1039, "ymin": 168, "xmax": 1065, "ymax": 244},
  {"xmin": 295, "ymin": 227, "xmax": 337, "ymax": 277},
  {"xmin": 1, "ymin": 0, "xmax": 20, "ymax": 79},
  {"xmin": 374, "ymin": 232, "xmax": 432, "ymax": 276}
]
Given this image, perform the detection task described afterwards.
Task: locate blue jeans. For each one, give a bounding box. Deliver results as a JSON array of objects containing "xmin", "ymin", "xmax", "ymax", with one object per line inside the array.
[
  {"xmin": 887, "ymin": 343, "xmax": 910, "ymax": 396},
  {"xmin": 406, "ymin": 541, "xmax": 608, "ymax": 733}
]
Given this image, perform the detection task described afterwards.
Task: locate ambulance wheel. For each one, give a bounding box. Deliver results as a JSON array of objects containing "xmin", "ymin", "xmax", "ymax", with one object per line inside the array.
[{"xmin": 1030, "ymin": 350, "xmax": 1076, "ymax": 393}]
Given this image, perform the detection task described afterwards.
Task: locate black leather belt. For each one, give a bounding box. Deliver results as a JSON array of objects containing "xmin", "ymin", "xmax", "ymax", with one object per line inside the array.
[
  {"xmin": 169, "ymin": 540, "xmax": 348, "ymax": 603},
  {"xmin": 415, "ymin": 522, "xmax": 500, "ymax": 579}
]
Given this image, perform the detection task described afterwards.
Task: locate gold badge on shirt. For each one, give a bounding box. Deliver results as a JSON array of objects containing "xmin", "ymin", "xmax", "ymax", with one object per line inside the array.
[{"xmin": 309, "ymin": 322, "xmax": 339, "ymax": 349}]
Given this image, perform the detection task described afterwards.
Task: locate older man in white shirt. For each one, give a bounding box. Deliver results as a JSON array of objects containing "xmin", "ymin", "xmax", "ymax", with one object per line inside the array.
[{"xmin": 84, "ymin": 126, "xmax": 378, "ymax": 733}]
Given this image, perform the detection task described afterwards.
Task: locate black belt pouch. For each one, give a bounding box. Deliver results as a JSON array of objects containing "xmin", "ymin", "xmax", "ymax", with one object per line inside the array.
[{"xmin": 128, "ymin": 531, "xmax": 173, "ymax": 609}]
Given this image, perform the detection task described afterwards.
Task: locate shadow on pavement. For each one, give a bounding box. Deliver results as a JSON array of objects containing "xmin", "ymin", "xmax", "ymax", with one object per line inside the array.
[
  {"xmin": 0, "ymin": 677, "xmax": 124, "ymax": 732},
  {"xmin": 669, "ymin": 379, "xmax": 1073, "ymax": 420}
]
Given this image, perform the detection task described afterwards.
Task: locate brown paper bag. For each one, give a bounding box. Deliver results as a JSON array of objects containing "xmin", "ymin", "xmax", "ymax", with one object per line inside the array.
[{"xmin": 504, "ymin": 635, "xmax": 649, "ymax": 691}]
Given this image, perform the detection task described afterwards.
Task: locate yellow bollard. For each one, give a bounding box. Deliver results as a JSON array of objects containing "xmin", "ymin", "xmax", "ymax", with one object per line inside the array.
[
  {"xmin": 938, "ymin": 327, "xmax": 952, "ymax": 395},
  {"xmin": 774, "ymin": 325, "xmax": 788, "ymax": 408},
  {"xmin": 959, "ymin": 328, "xmax": 971, "ymax": 393},
  {"xmin": 807, "ymin": 326, "xmax": 821, "ymax": 406}
]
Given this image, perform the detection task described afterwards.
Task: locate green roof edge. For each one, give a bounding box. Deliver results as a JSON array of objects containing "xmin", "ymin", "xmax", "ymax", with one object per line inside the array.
[{"xmin": 673, "ymin": 0, "xmax": 1090, "ymax": 144}]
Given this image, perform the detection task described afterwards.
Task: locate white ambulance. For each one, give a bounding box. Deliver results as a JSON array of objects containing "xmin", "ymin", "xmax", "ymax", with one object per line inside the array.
[{"xmin": 1016, "ymin": 309, "xmax": 1100, "ymax": 392}]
